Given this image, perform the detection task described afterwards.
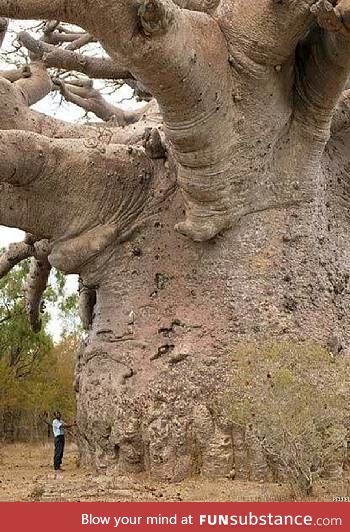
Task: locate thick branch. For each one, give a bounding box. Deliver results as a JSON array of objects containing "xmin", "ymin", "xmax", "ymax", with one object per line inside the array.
[
  {"xmin": 78, "ymin": 278, "xmax": 96, "ymax": 330},
  {"xmin": 45, "ymin": 31, "xmax": 91, "ymax": 45},
  {"xmin": 15, "ymin": 61, "xmax": 52, "ymax": 106},
  {"xmin": 0, "ymin": 129, "xmax": 155, "ymax": 273},
  {"xmin": 0, "ymin": 16, "xmax": 7, "ymax": 47},
  {"xmin": 0, "ymin": 1, "xmax": 78, "ymax": 24},
  {"xmin": 0, "ymin": 130, "xmax": 49, "ymax": 186},
  {"xmin": 331, "ymin": 89, "xmax": 350, "ymax": 134},
  {"xmin": 80, "ymin": 0, "xmax": 238, "ymax": 241},
  {"xmin": 25, "ymin": 245, "xmax": 51, "ymax": 333},
  {"xmin": 0, "ymin": 74, "xmax": 158, "ymax": 147},
  {"xmin": 311, "ymin": 0, "xmax": 350, "ymax": 36},
  {"xmin": 216, "ymin": 0, "xmax": 317, "ymax": 65},
  {"xmin": 0, "ymin": 239, "xmax": 33, "ymax": 278},
  {"xmin": 0, "ymin": 65, "xmax": 31, "ymax": 82},
  {"xmin": 294, "ymin": 16, "xmax": 350, "ymax": 138},
  {"xmin": 18, "ymin": 32, "xmax": 132, "ymax": 80},
  {"xmin": 55, "ymin": 79, "xmax": 150, "ymax": 125},
  {"xmin": 0, "ymin": 235, "xmax": 52, "ymax": 332},
  {"xmin": 66, "ymin": 33, "xmax": 96, "ymax": 51},
  {"xmin": 0, "ymin": 0, "xmax": 236, "ymax": 241}
]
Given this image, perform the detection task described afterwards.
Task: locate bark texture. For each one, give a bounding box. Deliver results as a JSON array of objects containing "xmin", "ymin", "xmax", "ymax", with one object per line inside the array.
[{"xmin": 1, "ymin": 0, "xmax": 350, "ymax": 482}]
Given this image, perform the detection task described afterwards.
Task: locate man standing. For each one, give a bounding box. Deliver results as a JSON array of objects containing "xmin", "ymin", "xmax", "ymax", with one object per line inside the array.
[{"xmin": 52, "ymin": 411, "xmax": 73, "ymax": 472}]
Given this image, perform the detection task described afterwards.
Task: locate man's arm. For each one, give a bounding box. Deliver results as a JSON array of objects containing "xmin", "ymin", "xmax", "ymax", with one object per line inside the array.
[{"xmin": 62, "ymin": 421, "xmax": 76, "ymax": 429}]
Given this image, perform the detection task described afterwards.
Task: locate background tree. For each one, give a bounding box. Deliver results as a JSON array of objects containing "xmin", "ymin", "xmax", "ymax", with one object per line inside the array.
[
  {"xmin": 0, "ymin": 0, "xmax": 350, "ymax": 484},
  {"xmin": 0, "ymin": 257, "xmax": 77, "ymax": 441}
]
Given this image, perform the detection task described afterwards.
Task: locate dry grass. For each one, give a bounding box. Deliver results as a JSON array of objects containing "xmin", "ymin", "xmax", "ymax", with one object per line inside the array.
[{"xmin": 0, "ymin": 442, "xmax": 349, "ymax": 502}]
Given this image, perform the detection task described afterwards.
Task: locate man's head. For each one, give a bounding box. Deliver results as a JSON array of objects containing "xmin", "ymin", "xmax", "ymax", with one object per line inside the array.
[{"xmin": 54, "ymin": 411, "xmax": 61, "ymax": 420}]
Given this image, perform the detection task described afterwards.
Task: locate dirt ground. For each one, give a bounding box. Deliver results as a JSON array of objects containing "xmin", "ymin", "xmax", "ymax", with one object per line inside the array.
[{"xmin": 0, "ymin": 443, "xmax": 348, "ymax": 502}]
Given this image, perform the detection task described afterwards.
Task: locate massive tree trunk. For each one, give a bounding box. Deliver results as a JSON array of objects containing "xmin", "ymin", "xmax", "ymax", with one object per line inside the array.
[
  {"xmin": 74, "ymin": 161, "xmax": 350, "ymax": 481},
  {"xmin": 1, "ymin": 0, "xmax": 350, "ymax": 482}
]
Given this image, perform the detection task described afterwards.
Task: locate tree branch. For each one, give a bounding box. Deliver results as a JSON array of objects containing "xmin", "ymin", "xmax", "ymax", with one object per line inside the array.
[
  {"xmin": 2, "ymin": 244, "xmax": 54, "ymax": 335},
  {"xmin": 311, "ymin": 0, "xmax": 350, "ymax": 36},
  {"xmin": 15, "ymin": 61, "xmax": 52, "ymax": 106},
  {"xmin": 0, "ymin": 72, "xmax": 155, "ymax": 147},
  {"xmin": 44, "ymin": 31, "xmax": 92, "ymax": 45},
  {"xmin": 0, "ymin": 128, "xmax": 155, "ymax": 273},
  {"xmin": 18, "ymin": 32, "xmax": 132, "ymax": 80},
  {"xmin": 293, "ymin": 9, "xmax": 350, "ymax": 138},
  {"xmin": 25, "ymin": 240, "xmax": 52, "ymax": 333},
  {"xmin": 0, "ymin": 1, "xmax": 78, "ymax": 24},
  {"xmin": 54, "ymin": 78, "xmax": 150, "ymax": 125},
  {"xmin": 174, "ymin": 0, "xmax": 219, "ymax": 11},
  {"xmin": 65, "ymin": 33, "xmax": 96, "ymax": 51},
  {"xmin": 0, "ymin": 239, "xmax": 33, "ymax": 278},
  {"xmin": 0, "ymin": 130, "xmax": 49, "ymax": 186},
  {"xmin": 0, "ymin": 0, "xmax": 243, "ymax": 242},
  {"xmin": 81, "ymin": 0, "xmax": 237, "ymax": 241},
  {"xmin": 0, "ymin": 65, "xmax": 31, "ymax": 82},
  {"xmin": 216, "ymin": 0, "xmax": 317, "ymax": 65},
  {"xmin": 0, "ymin": 16, "xmax": 7, "ymax": 47},
  {"xmin": 78, "ymin": 278, "xmax": 96, "ymax": 330},
  {"xmin": 331, "ymin": 89, "xmax": 350, "ymax": 134}
]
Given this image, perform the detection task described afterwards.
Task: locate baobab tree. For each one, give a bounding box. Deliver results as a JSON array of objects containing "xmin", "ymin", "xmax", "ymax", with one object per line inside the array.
[{"xmin": 0, "ymin": 0, "xmax": 350, "ymax": 482}]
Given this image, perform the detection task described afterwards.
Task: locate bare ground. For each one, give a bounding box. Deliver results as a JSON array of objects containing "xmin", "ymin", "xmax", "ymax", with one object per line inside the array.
[{"xmin": 0, "ymin": 443, "xmax": 348, "ymax": 502}]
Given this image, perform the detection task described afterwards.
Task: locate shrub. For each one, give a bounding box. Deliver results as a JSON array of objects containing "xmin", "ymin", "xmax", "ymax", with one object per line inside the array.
[{"xmin": 225, "ymin": 341, "xmax": 350, "ymax": 496}]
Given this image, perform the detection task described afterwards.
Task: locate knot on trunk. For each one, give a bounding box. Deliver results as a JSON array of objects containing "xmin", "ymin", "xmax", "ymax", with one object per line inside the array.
[
  {"xmin": 138, "ymin": 0, "xmax": 177, "ymax": 36},
  {"xmin": 311, "ymin": 0, "xmax": 350, "ymax": 36}
]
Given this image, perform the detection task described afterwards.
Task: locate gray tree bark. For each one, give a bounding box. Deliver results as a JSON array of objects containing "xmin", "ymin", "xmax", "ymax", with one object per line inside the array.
[{"xmin": 0, "ymin": 0, "xmax": 350, "ymax": 481}]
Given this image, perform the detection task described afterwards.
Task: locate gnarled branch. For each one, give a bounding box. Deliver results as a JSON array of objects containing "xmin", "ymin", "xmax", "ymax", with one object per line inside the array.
[
  {"xmin": 18, "ymin": 31, "xmax": 132, "ymax": 80},
  {"xmin": 0, "ymin": 1, "xmax": 78, "ymax": 24},
  {"xmin": 0, "ymin": 65, "xmax": 31, "ymax": 82},
  {"xmin": 331, "ymin": 89, "xmax": 350, "ymax": 134},
  {"xmin": 80, "ymin": 0, "xmax": 236, "ymax": 241},
  {"xmin": 44, "ymin": 31, "xmax": 92, "ymax": 46},
  {"xmin": 78, "ymin": 278, "xmax": 96, "ymax": 330},
  {"xmin": 0, "ymin": 235, "xmax": 52, "ymax": 333},
  {"xmin": 311, "ymin": 0, "xmax": 350, "ymax": 36},
  {"xmin": 65, "ymin": 32, "xmax": 96, "ymax": 51},
  {"xmin": 54, "ymin": 78, "xmax": 151, "ymax": 125},
  {"xmin": 0, "ymin": 16, "xmax": 7, "ymax": 47},
  {"xmin": 0, "ymin": 71, "xmax": 157, "ymax": 146},
  {"xmin": 15, "ymin": 61, "xmax": 52, "ymax": 106},
  {"xmin": 294, "ymin": 5, "xmax": 350, "ymax": 138},
  {"xmin": 0, "ymin": 239, "xmax": 33, "ymax": 278},
  {"xmin": 0, "ymin": 128, "xmax": 155, "ymax": 273},
  {"xmin": 216, "ymin": 0, "xmax": 317, "ymax": 65},
  {"xmin": 25, "ymin": 241, "xmax": 52, "ymax": 333}
]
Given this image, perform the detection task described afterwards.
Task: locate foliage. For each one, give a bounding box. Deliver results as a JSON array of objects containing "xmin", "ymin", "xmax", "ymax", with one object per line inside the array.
[
  {"xmin": 0, "ymin": 257, "xmax": 78, "ymax": 440},
  {"xmin": 225, "ymin": 341, "xmax": 350, "ymax": 496},
  {"xmin": 0, "ymin": 258, "xmax": 53, "ymax": 380}
]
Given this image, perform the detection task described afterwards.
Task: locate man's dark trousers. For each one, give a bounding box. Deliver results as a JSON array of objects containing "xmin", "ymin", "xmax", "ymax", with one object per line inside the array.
[{"xmin": 54, "ymin": 435, "xmax": 65, "ymax": 470}]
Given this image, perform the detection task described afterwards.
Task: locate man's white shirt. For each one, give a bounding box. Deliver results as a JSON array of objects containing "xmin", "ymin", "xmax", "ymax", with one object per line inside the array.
[{"xmin": 52, "ymin": 418, "xmax": 64, "ymax": 437}]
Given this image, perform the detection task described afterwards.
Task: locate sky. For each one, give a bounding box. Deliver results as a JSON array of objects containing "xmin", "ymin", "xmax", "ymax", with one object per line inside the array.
[{"xmin": 0, "ymin": 20, "xmax": 140, "ymax": 339}]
